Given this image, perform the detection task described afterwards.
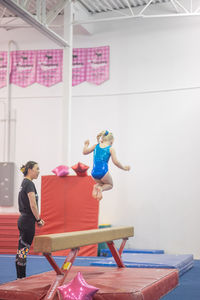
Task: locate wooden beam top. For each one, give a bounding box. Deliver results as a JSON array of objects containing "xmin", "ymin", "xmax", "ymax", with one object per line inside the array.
[{"xmin": 34, "ymin": 226, "xmax": 134, "ymax": 253}]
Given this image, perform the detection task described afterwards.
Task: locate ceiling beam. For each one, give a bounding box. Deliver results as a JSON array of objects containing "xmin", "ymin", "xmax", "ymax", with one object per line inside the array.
[
  {"xmin": 88, "ymin": 1, "xmax": 102, "ymax": 13},
  {"xmin": 0, "ymin": 6, "xmax": 6, "ymax": 23},
  {"xmin": 78, "ymin": 0, "xmax": 95, "ymax": 13},
  {"xmin": 46, "ymin": 0, "xmax": 70, "ymax": 25},
  {"xmin": 109, "ymin": 0, "xmax": 131, "ymax": 16},
  {"xmin": 96, "ymin": 0, "xmax": 108, "ymax": 12},
  {"xmin": 0, "ymin": 0, "xmax": 69, "ymax": 47},
  {"xmin": 73, "ymin": 0, "xmax": 94, "ymax": 34},
  {"xmin": 23, "ymin": 0, "xmax": 32, "ymax": 9},
  {"xmin": 73, "ymin": 9, "xmax": 200, "ymax": 25},
  {"xmin": 139, "ymin": 0, "xmax": 154, "ymax": 15},
  {"xmin": 109, "ymin": 0, "xmax": 119, "ymax": 9},
  {"xmin": 124, "ymin": 0, "xmax": 134, "ymax": 15},
  {"xmin": 173, "ymin": 0, "xmax": 189, "ymax": 13}
]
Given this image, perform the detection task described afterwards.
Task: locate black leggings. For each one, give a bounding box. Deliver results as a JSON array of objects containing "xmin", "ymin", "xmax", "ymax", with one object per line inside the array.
[{"xmin": 16, "ymin": 214, "xmax": 35, "ymax": 278}]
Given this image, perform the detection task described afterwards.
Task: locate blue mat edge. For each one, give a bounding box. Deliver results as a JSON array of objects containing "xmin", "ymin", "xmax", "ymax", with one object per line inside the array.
[
  {"xmin": 90, "ymin": 254, "xmax": 194, "ymax": 276},
  {"xmin": 100, "ymin": 248, "xmax": 165, "ymax": 256}
]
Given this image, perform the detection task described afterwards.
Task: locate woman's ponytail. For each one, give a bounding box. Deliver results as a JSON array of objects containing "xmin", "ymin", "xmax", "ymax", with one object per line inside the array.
[{"xmin": 20, "ymin": 161, "xmax": 37, "ymax": 176}]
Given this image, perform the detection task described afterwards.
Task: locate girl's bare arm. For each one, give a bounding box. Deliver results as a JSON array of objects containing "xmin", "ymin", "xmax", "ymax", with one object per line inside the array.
[
  {"xmin": 110, "ymin": 148, "xmax": 130, "ymax": 171},
  {"xmin": 83, "ymin": 140, "xmax": 97, "ymax": 155}
]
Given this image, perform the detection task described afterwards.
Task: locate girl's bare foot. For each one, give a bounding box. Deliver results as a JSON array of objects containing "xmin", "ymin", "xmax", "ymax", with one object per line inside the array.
[
  {"xmin": 96, "ymin": 186, "xmax": 103, "ymax": 201},
  {"xmin": 92, "ymin": 184, "xmax": 98, "ymax": 199}
]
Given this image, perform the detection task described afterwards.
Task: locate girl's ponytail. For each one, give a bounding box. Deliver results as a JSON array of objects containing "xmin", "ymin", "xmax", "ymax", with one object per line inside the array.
[
  {"xmin": 97, "ymin": 130, "xmax": 113, "ymax": 143},
  {"xmin": 97, "ymin": 131, "xmax": 105, "ymax": 143}
]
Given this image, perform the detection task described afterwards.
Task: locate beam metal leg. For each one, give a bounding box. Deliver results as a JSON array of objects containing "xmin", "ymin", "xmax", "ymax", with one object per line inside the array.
[
  {"xmin": 119, "ymin": 238, "xmax": 128, "ymax": 257},
  {"xmin": 106, "ymin": 240, "xmax": 127, "ymax": 268},
  {"xmin": 44, "ymin": 248, "xmax": 79, "ymax": 300}
]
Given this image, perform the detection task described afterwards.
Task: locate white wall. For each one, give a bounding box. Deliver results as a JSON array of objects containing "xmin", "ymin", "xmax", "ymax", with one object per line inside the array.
[
  {"xmin": 71, "ymin": 91, "xmax": 200, "ymax": 257},
  {"xmin": 0, "ymin": 27, "xmax": 64, "ymax": 212},
  {"xmin": 72, "ymin": 16, "xmax": 200, "ymax": 258},
  {"xmin": 1, "ymin": 13, "xmax": 200, "ymax": 257}
]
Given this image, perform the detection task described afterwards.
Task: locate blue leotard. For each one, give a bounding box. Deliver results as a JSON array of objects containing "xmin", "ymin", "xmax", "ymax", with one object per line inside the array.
[{"xmin": 91, "ymin": 144, "xmax": 111, "ymax": 180}]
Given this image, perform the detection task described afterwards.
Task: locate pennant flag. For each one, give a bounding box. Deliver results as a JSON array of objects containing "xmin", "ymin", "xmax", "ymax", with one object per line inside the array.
[
  {"xmin": 10, "ymin": 50, "xmax": 36, "ymax": 87},
  {"xmin": 86, "ymin": 46, "xmax": 109, "ymax": 85},
  {"xmin": 36, "ymin": 49, "xmax": 63, "ymax": 87},
  {"xmin": 0, "ymin": 52, "xmax": 7, "ymax": 88},
  {"xmin": 72, "ymin": 48, "xmax": 87, "ymax": 86}
]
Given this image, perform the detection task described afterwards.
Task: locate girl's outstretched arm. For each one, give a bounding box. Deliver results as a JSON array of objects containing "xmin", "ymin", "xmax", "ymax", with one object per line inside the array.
[
  {"xmin": 110, "ymin": 148, "xmax": 130, "ymax": 171},
  {"xmin": 83, "ymin": 140, "xmax": 96, "ymax": 155}
]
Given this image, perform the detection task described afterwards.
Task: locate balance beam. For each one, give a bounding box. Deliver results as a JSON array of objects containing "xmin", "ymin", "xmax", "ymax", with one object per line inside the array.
[
  {"xmin": 33, "ymin": 226, "xmax": 134, "ymax": 300},
  {"xmin": 34, "ymin": 226, "xmax": 134, "ymax": 253}
]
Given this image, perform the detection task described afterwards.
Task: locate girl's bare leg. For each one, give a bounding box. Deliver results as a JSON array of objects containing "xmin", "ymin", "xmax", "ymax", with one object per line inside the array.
[
  {"xmin": 92, "ymin": 183, "xmax": 99, "ymax": 198},
  {"xmin": 96, "ymin": 172, "xmax": 113, "ymax": 200},
  {"xmin": 92, "ymin": 179, "xmax": 103, "ymax": 199}
]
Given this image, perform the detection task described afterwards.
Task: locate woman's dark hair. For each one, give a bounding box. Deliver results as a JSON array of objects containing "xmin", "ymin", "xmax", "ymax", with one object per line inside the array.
[{"xmin": 20, "ymin": 161, "xmax": 38, "ymax": 176}]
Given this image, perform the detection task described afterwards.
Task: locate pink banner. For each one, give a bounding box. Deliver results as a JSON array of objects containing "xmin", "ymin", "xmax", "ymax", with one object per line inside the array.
[
  {"xmin": 10, "ymin": 50, "xmax": 36, "ymax": 87},
  {"xmin": 0, "ymin": 52, "xmax": 7, "ymax": 88},
  {"xmin": 72, "ymin": 48, "xmax": 87, "ymax": 86},
  {"xmin": 0, "ymin": 46, "xmax": 109, "ymax": 88},
  {"xmin": 86, "ymin": 46, "xmax": 109, "ymax": 85},
  {"xmin": 36, "ymin": 49, "xmax": 63, "ymax": 87}
]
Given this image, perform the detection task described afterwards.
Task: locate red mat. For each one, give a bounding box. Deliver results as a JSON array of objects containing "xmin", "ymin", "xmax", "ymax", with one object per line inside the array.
[
  {"xmin": 39, "ymin": 176, "xmax": 99, "ymax": 256},
  {"xmin": 0, "ymin": 266, "xmax": 178, "ymax": 300}
]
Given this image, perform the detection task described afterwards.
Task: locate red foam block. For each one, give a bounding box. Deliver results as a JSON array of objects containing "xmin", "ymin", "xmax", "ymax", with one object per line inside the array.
[{"xmin": 0, "ymin": 266, "xmax": 178, "ymax": 300}]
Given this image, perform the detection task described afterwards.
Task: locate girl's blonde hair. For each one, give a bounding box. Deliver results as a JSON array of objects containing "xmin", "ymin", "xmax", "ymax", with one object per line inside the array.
[{"xmin": 97, "ymin": 130, "xmax": 114, "ymax": 143}]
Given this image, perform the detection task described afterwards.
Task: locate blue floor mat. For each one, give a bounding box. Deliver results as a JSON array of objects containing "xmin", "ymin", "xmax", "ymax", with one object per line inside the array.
[
  {"xmin": 162, "ymin": 260, "xmax": 200, "ymax": 300},
  {"xmin": 0, "ymin": 255, "xmax": 102, "ymax": 284},
  {"xmin": 0, "ymin": 255, "xmax": 199, "ymax": 299},
  {"xmin": 91, "ymin": 253, "xmax": 194, "ymax": 276},
  {"xmin": 100, "ymin": 248, "xmax": 164, "ymax": 257}
]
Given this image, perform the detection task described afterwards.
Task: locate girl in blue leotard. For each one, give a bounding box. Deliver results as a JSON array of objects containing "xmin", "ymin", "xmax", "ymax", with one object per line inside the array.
[{"xmin": 83, "ymin": 130, "xmax": 130, "ymax": 200}]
